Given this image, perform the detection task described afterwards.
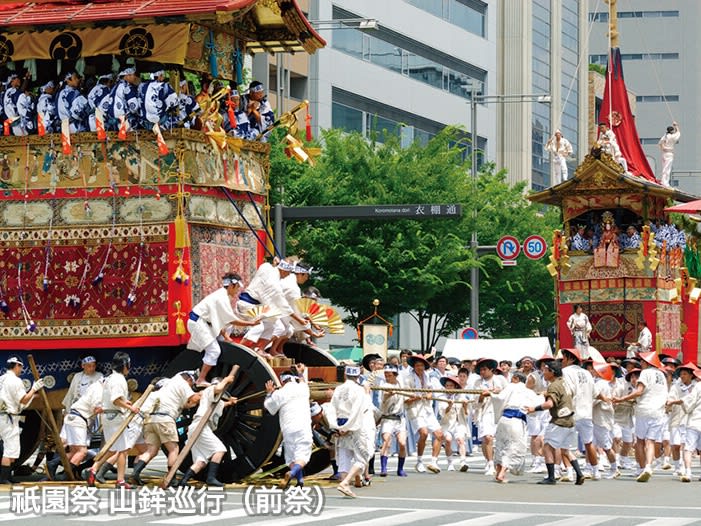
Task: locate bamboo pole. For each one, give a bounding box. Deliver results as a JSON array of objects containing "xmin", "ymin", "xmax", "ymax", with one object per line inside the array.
[
  {"xmin": 93, "ymin": 381, "xmax": 156, "ymax": 464},
  {"xmin": 161, "ymin": 365, "xmax": 240, "ymax": 488},
  {"xmin": 307, "ymin": 383, "xmax": 484, "ymax": 396},
  {"xmin": 27, "ymin": 355, "xmax": 74, "ymax": 481}
]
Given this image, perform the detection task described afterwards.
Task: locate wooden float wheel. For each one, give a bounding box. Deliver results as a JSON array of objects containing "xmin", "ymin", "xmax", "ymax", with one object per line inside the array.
[
  {"xmin": 162, "ymin": 343, "xmax": 281, "ymax": 483},
  {"xmin": 282, "ymin": 341, "xmax": 339, "ymax": 368}
]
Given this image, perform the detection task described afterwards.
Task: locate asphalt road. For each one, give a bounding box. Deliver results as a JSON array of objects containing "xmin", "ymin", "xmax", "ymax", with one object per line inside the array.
[{"xmin": 3, "ymin": 453, "xmax": 701, "ymax": 526}]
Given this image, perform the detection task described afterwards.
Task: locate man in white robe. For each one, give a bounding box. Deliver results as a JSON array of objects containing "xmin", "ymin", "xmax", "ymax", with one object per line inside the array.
[
  {"xmin": 179, "ymin": 369, "xmax": 239, "ymax": 487},
  {"xmin": 130, "ymin": 371, "xmax": 200, "ymax": 485},
  {"xmin": 379, "ymin": 364, "xmax": 408, "ymax": 476},
  {"xmin": 566, "ymin": 304, "xmax": 592, "ymax": 358},
  {"xmin": 87, "ymin": 352, "xmax": 139, "ymax": 488},
  {"xmin": 269, "ymin": 261, "xmax": 315, "ymax": 355},
  {"xmin": 658, "ymin": 122, "xmax": 680, "ymax": 187},
  {"xmin": 613, "ymin": 351, "xmax": 668, "ymax": 482},
  {"xmin": 401, "ymin": 355, "xmax": 443, "ymax": 474},
  {"xmin": 0, "ymin": 356, "xmax": 45, "ymax": 484},
  {"xmin": 50, "ymin": 377, "xmax": 104, "ymax": 480},
  {"xmin": 561, "ymin": 348, "xmax": 600, "ymax": 480},
  {"xmin": 524, "ymin": 356, "xmax": 548, "ymax": 474},
  {"xmin": 188, "ymin": 272, "xmax": 256, "ymax": 385},
  {"xmin": 265, "ymin": 367, "xmax": 312, "ymax": 488},
  {"xmin": 589, "ymin": 362, "xmax": 620, "ymax": 479},
  {"xmin": 474, "ymin": 358, "xmax": 508, "ymax": 476},
  {"xmin": 332, "ymin": 365, "xmax": 374, "ymax": 498},
  {"xmin": 438, "ymin": 375, "xmax": 470, "ymax": 472},
  {"xmin": 545, "ymin": 129, "xmax": 573, "ymax": 184},
  {"xmin": 626, "ymin": 320, "xmax": 652, "ymax": 358},
  {"xmin": 62, "ymin": 355, "xmax": 103, "ymax": 411},
  {"xmin": 239, "ymin": 261, "xmax": 291, "ymax": 354},
  {"xmin": 483, "ymin": 371, "xmax": 537, "ymax": 482}
]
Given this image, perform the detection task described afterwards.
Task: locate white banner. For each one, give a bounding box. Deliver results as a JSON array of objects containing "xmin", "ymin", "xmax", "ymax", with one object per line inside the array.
[{"xmin": 362, "ymin": 324, "xmax": 388, "ymax": 359}]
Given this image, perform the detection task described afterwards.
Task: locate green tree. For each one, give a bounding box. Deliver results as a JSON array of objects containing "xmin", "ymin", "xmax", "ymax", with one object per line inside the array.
[
  {"xmin": 475, "ymin": 174, "xmax": 560, "ymax": 336},
  {"xmin": 269, "ymin": 127, "xmax": 558, "ymax": 349}
]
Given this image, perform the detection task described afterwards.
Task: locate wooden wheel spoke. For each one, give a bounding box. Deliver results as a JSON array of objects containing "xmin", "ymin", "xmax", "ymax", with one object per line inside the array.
[{"xmin": 231, "ymin": 376, "xmax": 253, "ymax": 396}]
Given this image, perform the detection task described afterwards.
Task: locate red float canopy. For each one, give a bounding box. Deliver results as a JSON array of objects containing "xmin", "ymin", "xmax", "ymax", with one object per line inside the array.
[
  {"xmin": 0, "ymin": 0, "xmax": 325, "ymax": 54},
  {"xmin": 599, "ymin": 48, "xmax": 657, "ymax": 183},
  {"xmin": 664, "ymin": 199, "xmax": 701, "ymax": 214}
]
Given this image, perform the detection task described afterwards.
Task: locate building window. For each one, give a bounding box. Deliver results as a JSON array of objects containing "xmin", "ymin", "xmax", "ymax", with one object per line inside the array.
[
  {"xmin": 589, "ymin": 53, "xmax": 679, "ymax": 65},
  {"xmin": 332, "ymin": 102, "xmax": 363, "ymax": 133},
  {"xmin": 636, "ymin": 95, "xmax": 679, "ymax": 102},
  {"xmin": 331, "ymin": 16, "xmax": 487, "ymax": 101},
  {"xmin": 405, "ymin": 0, "xmax": 487, "ymax": 37},
  {"xmin": 331, "ymin": 89, "xmax": 486, "ymax": 161},
  {"xmin": 531, "ymin": 0, "xmax": 551, "ymax": 190},
  {"xmin": 589, "ymin": 11, "xmax": 679, "ymax": 22}
]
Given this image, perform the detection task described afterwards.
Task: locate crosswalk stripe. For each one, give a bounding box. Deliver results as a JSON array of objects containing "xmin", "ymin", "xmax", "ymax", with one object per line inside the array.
[
  {"xmin": 150, "ymin": 508, "xmax": 249, "ymax": 524},
  {"xmin": 535, "ymin": 515, "xmax": 615, "ymax": 526},
  {"xmin": 346, "ymin": 509, "xmax": 454, "ymax": 526},
  {"xmin": 67, "ymin": 513, "xmax": 119, "ymax": 522},
  {"xmin": 0, "ymin": 513, "xmax": 39, "ymax": 522},
  {"xmin": 244, "ymin": 506, "xmax": 371, "ymax": 526},
  {"xmin": 438, "ymin": 512, "xmax": 531, "ymax": 526},
  {"xmin": 641, "ymin": 519, "xmax": 700, "ymax": 526}
]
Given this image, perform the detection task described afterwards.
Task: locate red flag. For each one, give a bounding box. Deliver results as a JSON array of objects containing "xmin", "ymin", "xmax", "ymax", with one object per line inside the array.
[
  {"xmin": 305, "ymin": 108, "xmax": 312, "ymax": 142},
  {"xmin": 153, "ymin": 123, "xmax": 169, "ymax": 156},
  {"xmin": 599, "ymin": 48, "xmax": 656, "ymax": 182},
  {"xmin": 117, "ymin": 115, "xmax": 128, "ymax": 140},
  {"xmin": 37, "ymin": 113, "xmax": 46, "ymax": 137},
  {"xmin": 61, "ymin": 119, "xmax": 71, "ymax": 155},
  {"xmin": 95, "ymin": 109, "xmax": 106, "ymax": 141}
]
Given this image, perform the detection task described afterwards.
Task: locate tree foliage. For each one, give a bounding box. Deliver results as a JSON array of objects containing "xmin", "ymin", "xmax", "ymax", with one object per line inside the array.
[{"xmin": 268, "ymin": 127, "xmax": 559, "ymax": 350}]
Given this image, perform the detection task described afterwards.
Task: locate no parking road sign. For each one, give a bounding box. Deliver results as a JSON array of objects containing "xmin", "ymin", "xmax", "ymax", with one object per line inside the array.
[
  {"xmin": 523, "ymin": 235, "xmax": 548, "ymax": 260},
  {"xmin": 496, "ymin": 236, "xmax": 520, "ymax": 264}
]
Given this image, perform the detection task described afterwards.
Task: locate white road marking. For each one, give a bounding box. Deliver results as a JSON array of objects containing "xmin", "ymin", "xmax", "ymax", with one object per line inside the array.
[
  {"xmin": 438, "ymin": 512, "xmax": 530, "ymax": 525},
  {"xmin": 150, "ymin": 508, "xmax": 250, "ymax": 524}
]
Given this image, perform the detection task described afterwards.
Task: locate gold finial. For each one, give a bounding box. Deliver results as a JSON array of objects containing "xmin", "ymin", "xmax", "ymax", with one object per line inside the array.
[
  {"xmin": 605, "ymin": 0, "xmax": 619, "ymax": 48},
  {"xmin": 372, "ymin": 299, "xmax": 380, "ymax": 307}
]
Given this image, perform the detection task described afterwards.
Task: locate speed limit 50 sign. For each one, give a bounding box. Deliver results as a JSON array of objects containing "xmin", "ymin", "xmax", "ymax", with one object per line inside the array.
[{"xmin": 523, "ymin": 235, "xmax": 547, "ymax": 260}]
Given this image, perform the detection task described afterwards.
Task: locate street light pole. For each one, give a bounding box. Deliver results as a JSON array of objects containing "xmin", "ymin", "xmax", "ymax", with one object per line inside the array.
[
  {"xmin": 470, "ymin": 85, "xmax": 479, "ymax": 331},
  {"xmin": 468, "ymin": 89, "xmax": 551, "ymax": 334}
]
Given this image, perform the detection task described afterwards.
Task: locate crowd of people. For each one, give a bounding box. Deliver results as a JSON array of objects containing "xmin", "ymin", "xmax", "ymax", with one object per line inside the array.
[
  {"xmin": 569, "ymin": 216, "xmax": 686, "ymax": 252},
  {"xmin": 0, "ymin": 68, "xmax": 275, "ymax": 140},
  {"xmin": 303, "ymin": 345, "xmax": 701, "ymax": 496},
  {"xmin": 0, "ymin": 351, "xmax": 244, "ymax": 488},
  {"xmin": 2, "ymin": 338, "xmax": 701, "ymax": 491}
]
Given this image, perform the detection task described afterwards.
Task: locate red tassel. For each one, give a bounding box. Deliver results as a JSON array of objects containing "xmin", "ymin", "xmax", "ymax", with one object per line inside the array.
[
  {"xmin": 153, "ymin": 124, "xmax": 169, "ymax": 156},
  {"xmin": 118, "ymin": 116, "xmax": 128, "ymax": 140},
  {"xmin": 37, "ymin": 113, "xmax": 46, "ymax": 137},
  {"xmin": 3, "ymin": 119, "xmax": 11, "ymax": 136},
  {"xmin": 305, "ymin": 108, "xmax": 312, "ymax": 142},
  {"xmin": 95, "ymin": 109, "xmax": 106, "ymax": 141},
  {"xmin": 226, "ymin": 94, "xmax": 236, "ymax": 130},
  {"xmin": 61, "ymin": 119, "xmax": 71, "ymax": 155}
]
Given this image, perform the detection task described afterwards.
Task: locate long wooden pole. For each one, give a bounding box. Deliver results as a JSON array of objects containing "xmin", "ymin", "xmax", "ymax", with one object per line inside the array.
[
  {"xmin": 161, "ymin": 365, "xmax": 240, "ymax": 488},
  {"xmin": 27, "ymin": 354, "xmax": 74, "ymax": 481},
  {"xmin": 93, "ymin": 382, "xmax": 155, "ymax": 464}
]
